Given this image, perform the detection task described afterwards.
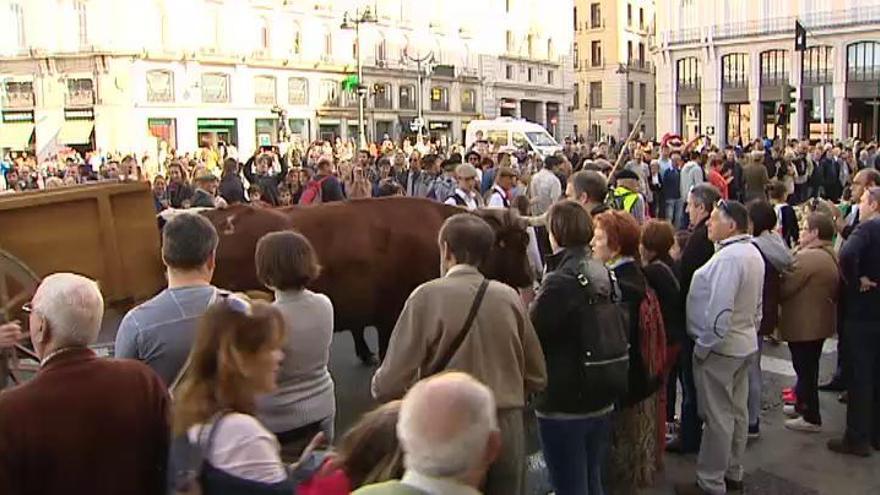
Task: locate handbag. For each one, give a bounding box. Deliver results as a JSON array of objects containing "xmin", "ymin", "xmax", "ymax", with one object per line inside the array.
[{"xmin": 430, "ymin": 279, "xmax": 490, "ymax": 375}]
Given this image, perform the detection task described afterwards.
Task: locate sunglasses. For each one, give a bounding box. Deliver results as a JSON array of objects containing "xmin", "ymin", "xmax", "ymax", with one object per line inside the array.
[{"xmin": 715, "ymin": 199, "xmax": 733, "ymax": 217}]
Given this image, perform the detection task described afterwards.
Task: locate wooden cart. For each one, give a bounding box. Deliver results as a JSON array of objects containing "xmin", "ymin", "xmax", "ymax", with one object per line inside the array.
[{"xmin": 0, "ymin": 182, "xmax": 165, "ymax": 387}]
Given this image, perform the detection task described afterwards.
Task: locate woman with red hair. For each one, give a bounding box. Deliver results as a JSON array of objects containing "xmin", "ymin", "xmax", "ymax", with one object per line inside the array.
[{"xmin": 592, "ymin": 210, "xmax": 666, "ymax": 494}]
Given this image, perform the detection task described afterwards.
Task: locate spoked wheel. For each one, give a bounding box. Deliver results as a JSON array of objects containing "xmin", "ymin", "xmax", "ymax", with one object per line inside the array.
[{"xmin": 0, "ymin": 249, "xmax": 40, "ymax": 390}]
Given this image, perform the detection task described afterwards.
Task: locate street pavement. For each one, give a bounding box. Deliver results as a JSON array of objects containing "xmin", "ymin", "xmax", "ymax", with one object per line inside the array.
[{"xmin": 328, "ymin": 329, "xmax": 880, "ymax": 495}]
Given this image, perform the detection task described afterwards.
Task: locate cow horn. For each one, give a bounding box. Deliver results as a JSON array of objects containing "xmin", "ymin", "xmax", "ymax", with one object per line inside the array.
[{"xmin": 523, "ymin": 212, "xmax": 547, "ymax": 227}]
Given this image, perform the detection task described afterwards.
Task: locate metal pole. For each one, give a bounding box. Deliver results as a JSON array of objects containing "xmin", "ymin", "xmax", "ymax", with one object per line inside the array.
[
  {"xmin": 416, "ymin": 59, "xmax": 423, "ymax": 143},
  {"xmin": 874, "ymin": 80, "xmax": 879, "ymax": 142},
  {"xmin": 820, "ymin": 84, "xmax": 826, "ymax": 142},
  {"xmin": 356, "ymin": 18, "xmax": 367, "ymax": 151}
]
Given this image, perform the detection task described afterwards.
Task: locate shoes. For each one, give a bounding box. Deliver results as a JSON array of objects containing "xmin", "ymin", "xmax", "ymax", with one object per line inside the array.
[
  {"xmin": 674, "ymin": 482, "xmax": 711, "ymax": 495},
  {"xmin": 725, "ymin": 477, "xmax": 744, "ymax": 492},
  {"xmin": 783, "ymin": 404, "xmax": 799, "ymax": 418},
  {"xmin": 785, "ymin": 417, "xmax": 822, "ymax": 433},
  {"xmin": 748, "ymin": 421, "xmax": 761, "ymax": 440},
  {"xmin": 782, "ymin": 387, "xmax": 797, "ymax": 405},
  {"xmin": 819, "ymin": 379, "xmax": 846, "ymax": 392},
  {"xmin": 827, "ymin": 438, "xmax": 872, "ymax": 458}
]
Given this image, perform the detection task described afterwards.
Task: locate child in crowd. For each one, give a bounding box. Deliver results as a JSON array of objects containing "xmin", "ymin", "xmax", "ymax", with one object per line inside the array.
[{"xmin": 768, "ymin": 179, "xmax": 799, "ymax": 248}]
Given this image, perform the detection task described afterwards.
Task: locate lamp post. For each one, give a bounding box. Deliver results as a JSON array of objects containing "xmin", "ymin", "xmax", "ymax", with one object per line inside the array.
[
  {"xmin": 341, "ymin": 7, "xmax": 377, "ymax": 151},
  {"xmin": 404, "ymin": 46, "xmax": 434, "ymax": 144}
]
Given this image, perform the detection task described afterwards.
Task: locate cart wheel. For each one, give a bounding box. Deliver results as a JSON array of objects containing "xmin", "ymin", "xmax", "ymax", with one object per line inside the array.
[{"xmin": 0, "ymin": 249, "xmax": 40, "ymax": 390}]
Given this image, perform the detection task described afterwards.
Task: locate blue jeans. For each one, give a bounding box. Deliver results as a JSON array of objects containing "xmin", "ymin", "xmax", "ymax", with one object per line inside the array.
[
  {"xmin": 537, "ymin": 413, "xmax": 611, "ymax": 495},
  {"xmin": 680, "ymin": 338, "xmax": 703, "ymax": 451},
  {"xmin": 747, "ymin": 338, "xmax": 763, "ymax": 428},
  {"xmin": 665, "ymin": 198, "xmax": 684, "ymax": 229}
]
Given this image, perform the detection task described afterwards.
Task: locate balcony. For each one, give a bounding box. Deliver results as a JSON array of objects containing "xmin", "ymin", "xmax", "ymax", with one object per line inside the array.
[
  {"xmin": 65, "ymin": 89, "xmax": 95, "ymax": 107},
  {"xmin": 2, "ymin": 89, "xmax": 35, "ymax": 109},
  {"xmin": 663, "ymin": 5, "xmax": 880, "ymax": 46},
  {"xmin": 626, "ymin": 60, "xmax": 654, "ymax": 73}
]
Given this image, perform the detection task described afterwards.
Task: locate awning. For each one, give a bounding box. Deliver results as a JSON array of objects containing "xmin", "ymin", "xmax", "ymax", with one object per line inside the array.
[
  {"xmin": 57, "ymin": 120, "xmax": 94, "ymax": 145},
  {"xmin": 0, "ymin": 123, "xmax": 34, "ymax": 149}
]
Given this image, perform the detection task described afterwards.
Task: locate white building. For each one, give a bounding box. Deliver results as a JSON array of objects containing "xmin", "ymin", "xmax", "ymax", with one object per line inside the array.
[
  {"xmin": 0, "ymin": 0, "xmax": 573, "ymax": 159},
  {"xmin": 654, "ymin": 0, "xmax": 880, "ymax": 145}
]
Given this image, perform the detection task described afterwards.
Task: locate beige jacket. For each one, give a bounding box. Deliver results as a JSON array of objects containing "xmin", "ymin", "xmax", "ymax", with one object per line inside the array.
[
  {"xmin": 371, "ymin": 265, "xmax": 547, "ymax": 409},
  {"xmin": 779, "ymin": 242, "xmax": 840, "ymax": 342}
]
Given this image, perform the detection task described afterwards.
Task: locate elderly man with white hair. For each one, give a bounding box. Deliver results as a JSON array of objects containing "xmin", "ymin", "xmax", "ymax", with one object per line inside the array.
[
  {"xmin": 0, "ymin": 273, "xmax": 169, "ymax": 495},
  {"xmin": 355, "ymin": 372, "xmax": 502, "ymax": 495}
]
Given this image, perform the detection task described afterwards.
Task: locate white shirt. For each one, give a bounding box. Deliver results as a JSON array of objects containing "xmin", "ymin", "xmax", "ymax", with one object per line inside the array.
[
  {"xmin": 400, "ymin": 470, "xmax": 481, "ymax": 495},
  {"xmin": 188, "ymin": 413, "xmax": 287, "ymax": 483},
  {"xmin": 444, "ymin": 187, "xmax": 479, "ymax": 210},
  {"xmin": 529, "ymin": 168, "xmax": 562, "ymax": 215},
  {"xmin": 486, "ymin": 184, "xmax": 509, "ymax": 208}
]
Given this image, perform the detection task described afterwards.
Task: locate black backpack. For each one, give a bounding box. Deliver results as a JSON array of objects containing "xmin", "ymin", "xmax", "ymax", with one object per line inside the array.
[{"xmin": 574, "ymin": 260, "xmax": 630, "ymax": 404}]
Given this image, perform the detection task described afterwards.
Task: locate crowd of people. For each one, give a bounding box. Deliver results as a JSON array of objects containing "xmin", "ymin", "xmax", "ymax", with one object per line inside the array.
[{"xmin": 0, "ymin": 129, "xmax": 879, "ymax": 495}]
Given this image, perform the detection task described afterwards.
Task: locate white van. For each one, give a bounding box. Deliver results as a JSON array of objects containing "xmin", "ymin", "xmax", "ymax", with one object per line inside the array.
[{"xmin": 465, "ymin": 118, "xmax": 562, "ymax": 157}]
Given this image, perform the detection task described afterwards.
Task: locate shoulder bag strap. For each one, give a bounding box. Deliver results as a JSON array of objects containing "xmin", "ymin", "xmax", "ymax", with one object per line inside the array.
[{"xmin": 431, "ymin": 279, "xmax": 490, "ymax": 375}]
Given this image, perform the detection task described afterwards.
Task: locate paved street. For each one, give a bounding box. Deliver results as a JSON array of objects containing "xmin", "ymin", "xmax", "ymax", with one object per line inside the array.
[{"xmin": 327, "ymin": 329, "xmax": 880, "ymax": 495}]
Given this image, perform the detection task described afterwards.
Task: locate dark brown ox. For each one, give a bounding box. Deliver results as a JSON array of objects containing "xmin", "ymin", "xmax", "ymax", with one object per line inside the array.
[{"xmin": 201, "ymin": 197, "xmax": 533, "ymax": 361}]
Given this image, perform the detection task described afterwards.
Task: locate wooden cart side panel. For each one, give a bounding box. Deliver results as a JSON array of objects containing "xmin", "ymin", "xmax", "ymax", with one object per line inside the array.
[{"xmin": 109, "ymin": 190, "xmax": 164, "ymax": 301}]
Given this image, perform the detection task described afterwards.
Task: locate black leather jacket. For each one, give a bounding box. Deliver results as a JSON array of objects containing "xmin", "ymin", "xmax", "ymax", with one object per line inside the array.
[{"xmin": 530, "ymin": 246, "xmax": 617, "ymax": 415}]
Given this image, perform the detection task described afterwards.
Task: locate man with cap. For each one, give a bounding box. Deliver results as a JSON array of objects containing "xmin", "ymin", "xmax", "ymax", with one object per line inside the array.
[
  {"xmin": 611, "ymin": 169, "xmax": 647, "ymax": 224},
  {"xmin": 444, "ymin": 163, "xmax": 483, "ymax": 210},
  {"xmin": 487, "ymin": 167, "xmax": 517, "ymax": 209},
  {"xmin": 190, "ymin": 171, "xmax": 226, "ymax": 208}
]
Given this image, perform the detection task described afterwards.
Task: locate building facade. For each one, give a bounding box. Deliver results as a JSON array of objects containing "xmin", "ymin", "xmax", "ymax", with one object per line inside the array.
[
  {"xmin": 572, "ymin": 0, "xmax": 656, "ymax": 142},
  {"xmin": 654, "ymin": 0, "xmax": 880, "ymax": 146},
  {"xmin": 0, "ymin": 0, "xmax": 573, "ymax": 160}
]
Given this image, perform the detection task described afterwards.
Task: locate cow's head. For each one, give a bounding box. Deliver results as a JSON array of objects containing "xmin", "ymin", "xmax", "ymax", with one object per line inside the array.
[{"xmin": 473, "ymin": 208, "xmax": 534, "ymax": 289}]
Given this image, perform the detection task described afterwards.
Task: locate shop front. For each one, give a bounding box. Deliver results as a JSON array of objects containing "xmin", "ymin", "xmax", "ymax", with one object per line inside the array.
[
  {"xmin": 678, "ymin": 104, "xmax": 701, "ymax": 141},
  {"xmin": 197, "ymin": 118, "xmax": 238, "ymax": 148},
  {"xmin": 318, "ymin": 120, "xmax": 341, "ymax": 142},
  {"xmin": 288, "ymin": 119, "xmax": 311, "ymax": 144},
  {"xmin": 0, "ymin": 111, "xmax": 35, "ymax": 153},
  {"xmin": 428, "ymin": 121, "xmax": 453, "ymax": 147},
  {"xmin": 147, "ymin": 118, "xmax": 177, "ymax": 153},
  {"xmin": 255, "ymin": 118, "xmax": 279, "ymax": 149}
]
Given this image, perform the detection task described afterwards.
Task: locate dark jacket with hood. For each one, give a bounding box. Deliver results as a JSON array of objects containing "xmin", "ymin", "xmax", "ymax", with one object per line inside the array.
[
  {"xmin": 751, "ymin": 231, "xmax": 795, "ymax": 336},
  {"xmin": 840, "ymin": 217, "xmax": 880, "ymax": 321},
  {"xmin": 644, "ymin": 255, "xmax": 685, "ymax": 346},
  {"xmin": 530, "ymin": 246, "xmax": 618, "ymax": 415}
]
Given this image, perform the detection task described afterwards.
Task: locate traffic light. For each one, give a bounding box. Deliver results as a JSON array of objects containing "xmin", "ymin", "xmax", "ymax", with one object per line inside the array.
[
  {"xmin": 776, "ymin": 103, "xmax": 788, "ymax": 126},
  {"xmin": 342, "ymin": 74, "xmax": 359, "ymax": 92},
  {"xmin": 777, "ymin": 83, "xmax": 796, "ymax": 126}
]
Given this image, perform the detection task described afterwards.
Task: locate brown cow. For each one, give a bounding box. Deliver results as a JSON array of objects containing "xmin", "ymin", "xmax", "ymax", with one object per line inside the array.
[{"xmin": 201, "ymin": 197, "xmax": 533, "ymax": 362}]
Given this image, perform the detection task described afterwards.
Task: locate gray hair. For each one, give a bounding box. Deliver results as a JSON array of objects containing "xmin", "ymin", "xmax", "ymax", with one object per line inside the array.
[
  {"xmin": 397, "ymin": 372, "xmax": 498, "ymax": 480},
  {"xmin": 32, "ymin": 273, "xmax": 103, "ymax": 347},
  {"xmin": 689, "ymin": 183, "xmax": 721, "ymax": 213}
]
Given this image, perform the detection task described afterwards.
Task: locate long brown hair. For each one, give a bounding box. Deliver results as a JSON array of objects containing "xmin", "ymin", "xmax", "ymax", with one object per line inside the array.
[
  {"xmin": 172, "ymin": 299, "xmax": 285, "ymax": 435},
  {"xmin": 332, "ymin": 401, "xmax": 404, "ymax": 488}
]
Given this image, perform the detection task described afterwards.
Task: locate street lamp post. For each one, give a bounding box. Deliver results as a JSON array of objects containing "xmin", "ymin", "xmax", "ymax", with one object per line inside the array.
[
  {"xmin": 404, "ymin": 48, "xmax": 434, "ymax": 144},
  {"xmin": 341, "ymin": 7, "xmax": 377, "ymax": 151}
]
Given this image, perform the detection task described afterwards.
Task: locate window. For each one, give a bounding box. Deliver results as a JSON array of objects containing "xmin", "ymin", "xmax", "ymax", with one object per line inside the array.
[
  {"xmin": 527, "ymin": 34, "xmax": 534, "ymax": 58},
  {"xmin": 639, "ymin": 83, "xmax": 646, "ymax": 110},
  {"xmin": 573, "ymin": 6, "xmax": 578, "ymax": 30},
  {"xmin": 759, "ymin": 49, "xmax": 789, "ymax": 86},
  {"xmin": 803, "ymin": 46, "xmax": 833, "ymax": 85},
  {"xmin": 627, "ymin": 41, "xmax": 633, "ymax": 64},
  {"xmin": 721, "ymin": 53, "xmax": 749, "ymax": 89},
  {"xmin": 627, "ymin": 82, "xmax": 634, "ymax": 109},
  {"xmin": 547, "ymin": 70, "xmax": 555, "ymax": 85},
  {"xmin": 487, "ymin": 129, "xmax": 508, "ymax": 145},
  {"xmin": 528, "ymin": 67, "xmax": 534, "ymax": 82},
  {"xmin": 573, "ymin": 83, "xmax": 580, "ymax": 108},
  {"xmin": 627, "ymin": 3, "xmax": 632, "ymax": 26},
  {"xmin": 461, "ymin": 89, "xmax": 476, "ymax": 112},
  {"xmin": 376, "ymin": 38, "xmax": 387, "ymax": 63},
  {"xmin": 589, "ymin": 81, "xmax": 602, "ymax": 108},
  {"xmin": 10, "ymin": 3, "xmax": 25, "ymax": 50},
  {"xmin": 430, "ymin": 86, "xmax": 449, "ymax": 111},
  {"xmin": 75, "ymin": 1, "xmax": 88, "ymax": 48},
  {"xmin": 573, "ymin": 42, "xmax": 579, "ymax": 69},
  {"xmin": 320, "ymin": 79, "xmax": 339, "ymax": 106},
  {"xmin": 259, "ymin": 17, "xmax": 270, "ymax": 50},
  {"xmin": 373, "ymin": 83, "xmax": 392, "ymax": 109},
  {"xmin": 591, "ymin": 41, "xmax": 602, "ymax": 67},
  {"xmin": 638, "ymin": 43, "xmax": 645, "ymax": 67},
  {"xmin": 547, "ymin": 38, "xmax": 554, "ymax": 59},
  {"xmin": 676, "ymin": 57, "xmax": 701, "ymax": 91},
  {"xmin": 202, "ymin": 73, "xmax": 230, "ymax": 103},
  {"xmin": 506, "ymin": 31, "xmax": 514, "ymax": 52},
  {"xmin": 846, "ymin": 41, "xmax": 880, "ymax": 82},
  {"xmin": 399, "ymin": 85, "xmax": 416, "ymax": 110},
  {"xmin": 2, "ymin": 80, "xmax": 35, "ymax": 108},
  {"xmin": 146, "ymin": 70, "xmax": 174, "ymax": 103},
  {"xmin": 323, "ymin": 30, "xmax": 333, "ymax": 60},
  {"xmin": 66, "ymin": 78, "xmax": 94, "ymax": 106},
  {"xmin": 254, "ymin": 75, "xmax": 277, "ymax": 105},
  {"xmin": 506, "ymin": 0, "xmax": 511, "ymax": 12},
  {"xmin": 506, "ymin": 64, "xmax": 514, "ymax": 80},
  {"xmin": 292, "ymin": 24, "xmax": 302, "ymax": 55},
  {"xmin": 590, "ymin": 2, "xmax": 601, "ymax": 28},
  {"xmin": 288, "ymin": 77, "xmax": 308, "ymax": 105},
  {"xmin": 639, "ymin": 8, "xmax": 645, "ymax": 30}
]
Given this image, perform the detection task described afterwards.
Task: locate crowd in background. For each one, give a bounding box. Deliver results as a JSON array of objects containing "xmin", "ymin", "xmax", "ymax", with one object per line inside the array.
[{"xmin": 1, "ymin": 128, "xmax": 879, "ymax": 495}]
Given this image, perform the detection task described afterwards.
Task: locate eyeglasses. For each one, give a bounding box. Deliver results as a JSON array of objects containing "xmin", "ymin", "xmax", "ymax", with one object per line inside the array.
[
  {"xmin": 715, "ymin": 199, "xmax": 732, "ymax": 217},
  {"xmin": 22, "ymin": 302, "xmax": 32, "ymax": 314}
]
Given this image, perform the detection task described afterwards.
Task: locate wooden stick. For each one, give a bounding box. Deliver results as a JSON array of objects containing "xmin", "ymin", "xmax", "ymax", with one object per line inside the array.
[{"xmin": 610, "ymin": 110, "xmax": 646, "ymax": 177}]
